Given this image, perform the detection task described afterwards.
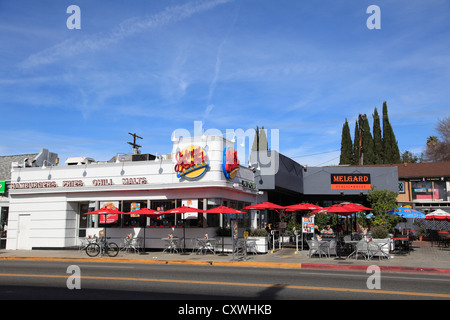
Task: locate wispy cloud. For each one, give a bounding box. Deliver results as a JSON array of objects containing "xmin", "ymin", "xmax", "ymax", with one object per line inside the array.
[
  {"xmin": 204, "ymin": 0, "xmax": 241, "ymax": 124},
  {"xmin": 20, "ymin": 0, "xmax": 233, "ymax": 69}
]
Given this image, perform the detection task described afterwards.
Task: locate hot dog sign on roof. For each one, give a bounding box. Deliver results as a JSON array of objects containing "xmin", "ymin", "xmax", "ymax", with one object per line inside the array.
[{"xmin": 174, "ymin": 145, "xmax": 209, "ymax": 179}]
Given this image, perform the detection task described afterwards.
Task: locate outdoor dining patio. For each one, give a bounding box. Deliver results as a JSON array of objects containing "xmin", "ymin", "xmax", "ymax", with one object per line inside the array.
[{"xmin": 78, "ymin": 201, "xmax": 448, "ymax": 263}]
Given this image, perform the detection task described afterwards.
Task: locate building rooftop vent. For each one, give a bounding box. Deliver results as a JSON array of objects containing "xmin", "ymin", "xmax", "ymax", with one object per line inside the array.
[{"xmin": 65, "ymin": 157, "xmax": 95, "ymax": 165}]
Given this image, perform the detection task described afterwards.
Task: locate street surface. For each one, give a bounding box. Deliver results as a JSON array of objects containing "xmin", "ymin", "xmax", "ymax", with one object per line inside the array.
[{"xmin": 1, "ymin": 260, "xmax": 449, "ymax": 302}]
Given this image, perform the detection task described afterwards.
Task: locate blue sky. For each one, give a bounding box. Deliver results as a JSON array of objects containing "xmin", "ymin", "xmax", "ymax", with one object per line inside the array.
[{"xmin": 1, "ymin": 0, "xmax": 449, "ymax": 166}]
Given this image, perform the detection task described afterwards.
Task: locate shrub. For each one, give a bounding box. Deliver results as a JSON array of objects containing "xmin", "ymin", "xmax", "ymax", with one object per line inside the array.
[
  {"xmin": 248, "ymin": 229, "xmax": 268, "ymax": 237},
  {"xmin": 372, "ymin": 226, "xmax": 388, "ymax": 239}
]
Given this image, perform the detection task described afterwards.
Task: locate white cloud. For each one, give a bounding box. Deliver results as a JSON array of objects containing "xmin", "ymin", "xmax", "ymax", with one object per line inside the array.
[{"xmin": 20, "ymin": 0, "xmax": 233, "ymax": 69}]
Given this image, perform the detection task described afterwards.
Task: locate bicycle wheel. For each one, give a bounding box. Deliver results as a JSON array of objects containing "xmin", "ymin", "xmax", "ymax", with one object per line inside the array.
[
  {"xmin": 86, "ymin": 243, "xmax": 100, "ymax": 257},
  {"xmin": 106, "ymin": 242, "xmax": 119, "ymax": 257}
]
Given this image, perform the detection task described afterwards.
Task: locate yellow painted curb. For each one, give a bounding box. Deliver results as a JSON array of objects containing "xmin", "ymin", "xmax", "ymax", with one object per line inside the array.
[{"xmin": 0, "ymin": 256, "xmax": 302, "ymax": 269}]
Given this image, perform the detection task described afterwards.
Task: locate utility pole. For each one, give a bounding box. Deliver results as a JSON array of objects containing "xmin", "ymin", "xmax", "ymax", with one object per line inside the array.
[{"xmin": 127, "ymin": 132, "xmax": 143, "ymax": 155}]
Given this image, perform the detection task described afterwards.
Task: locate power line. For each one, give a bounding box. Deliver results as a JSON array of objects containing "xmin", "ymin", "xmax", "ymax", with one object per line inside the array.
[{"xmin": 290, "ymin": 149, "xmax": 340, "ymax": 159}]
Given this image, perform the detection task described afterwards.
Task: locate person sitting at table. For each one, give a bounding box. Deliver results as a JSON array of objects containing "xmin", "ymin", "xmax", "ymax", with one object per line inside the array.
[
  {"xmin": 265, "ymin": 224, "xmax": 273, "ymax": 246},
  {"xmin": 314, "ymin": 225, "xmax": 322, "ymax": 240},
  {"xmin": 322, "ymin": 225, "xmax": 334, "ymax": 235}
]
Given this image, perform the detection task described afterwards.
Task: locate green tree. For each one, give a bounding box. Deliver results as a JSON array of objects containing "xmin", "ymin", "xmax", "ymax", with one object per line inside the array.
[
  {"xmin": 339, "ymin": 119, "xmax": 353, "ymax": 165},
  {"xmin": 315, "ymin": 212, "xmax": 330, "ymax": 230},
  {"xmin": 372, "ymin": 107, "xmax": 383, "ymax": 164},
  {"xmin": 360, "ymin": 114, "xmax": 376, "ymax": 164},
  {"xmin": 382, "ymin": 102, "xmax": 401, "ymax": 164},
  {"xmin": 401, "ymin": 150, "xmax": 420, "ymax": 163},
  {"xmin": 352, "ymin": 120, "xmax": 360, "ymax": 165},
  {"xmin": 251, "ymin": 126, "xmax": 268, "ymax": 152},
  {"xmin": 366, "ymin": 188, "xmax": 400, "ymax": 232}
]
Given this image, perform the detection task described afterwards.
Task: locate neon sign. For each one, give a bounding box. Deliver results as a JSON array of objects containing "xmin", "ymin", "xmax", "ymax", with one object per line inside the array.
[
  {"xmin": 174, "ymin": 145, "xmax": 209, "ymax": 179},
  {"xmin": 222, "ymin": 147, "xmax": 240, "ymax": 179}
]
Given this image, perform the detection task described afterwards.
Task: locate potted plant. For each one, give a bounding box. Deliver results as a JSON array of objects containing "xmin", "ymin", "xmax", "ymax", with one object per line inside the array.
[
  {"xmin": 414, "ymin": 220, "xmax": 427, "ymax": 241},
  {"xmin": 371, "ymin": 226, "xmax": 391, "ymax": 256},
  {"xmin": 418, "ymin": 227, "xmax": 426, "ymax": 241}
]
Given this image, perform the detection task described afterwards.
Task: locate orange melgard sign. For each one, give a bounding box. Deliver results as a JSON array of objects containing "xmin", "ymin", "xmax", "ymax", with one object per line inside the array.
[{"xmin": 330, "ymin": 174, "xmax": 371, "ymax": 190}]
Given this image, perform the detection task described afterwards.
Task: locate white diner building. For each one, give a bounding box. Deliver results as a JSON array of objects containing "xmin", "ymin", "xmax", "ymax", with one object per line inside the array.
[{"xmin": 7, "ymin": 136, "xmax": 262, "ymax": 250}]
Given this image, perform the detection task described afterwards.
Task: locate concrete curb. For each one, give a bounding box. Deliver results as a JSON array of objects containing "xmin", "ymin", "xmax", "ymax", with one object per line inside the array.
[
  {"xmin": 3, "ymin": 256, "xmax": 450, "ymax": 274},
  {"xmin": 300, "ymin": 263, "xmax": 450, "ymax": 274}
]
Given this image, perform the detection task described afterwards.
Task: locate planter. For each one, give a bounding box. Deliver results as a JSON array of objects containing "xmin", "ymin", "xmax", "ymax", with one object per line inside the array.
[
  {"xmin": 247, "ymin": 236, "xmax": 268, "ymax": 254},
  {"xmin": 371, "ymin": 238, "xmax": 392, "ymax": 255},
  {"xmin": 217, "ymin": 236, "xmax": 268, "ymax": 254}
]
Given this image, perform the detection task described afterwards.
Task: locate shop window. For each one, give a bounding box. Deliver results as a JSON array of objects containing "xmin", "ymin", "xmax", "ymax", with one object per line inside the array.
[
  {"xmin": 398, "ymin": 181, "xmax": 405, "ymax": 194},
  {"xmin": 150, "ymin": 200, "xmax": 179, "ymax": 227},
  {"xmin": 98, "ymin": 201, "xmax": 122, "ymax": 228},
  {"xmin": 122, "ymin": 201, "xmax": 147, "ymax": 228},
  {"xmin": 412, "ymin": 180, "xmax": 447, "ymax": 201},
  {"xmin": 207, "ymin": 198, "xmax": 221, "ymax": 227},
  {"xmin": 0, "ymin": 207, "xmax": 8, "ymax": 249}
]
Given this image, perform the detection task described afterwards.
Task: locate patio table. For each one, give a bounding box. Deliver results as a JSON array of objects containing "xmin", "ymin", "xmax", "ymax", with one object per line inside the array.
[
  {"xmin": 120, "ymin": 237, "xmax": 143, "ymax": 253},
  {"xmin": 392, "ymin": 237, "xmax": 409, "ymax": 254},
  {"xmin": 196, "ymin": 238, "xmax": 217, "ymax": 255},
  {"xmin": 162, "ymin": 237, "xmax": 179, "ymax": 254}
]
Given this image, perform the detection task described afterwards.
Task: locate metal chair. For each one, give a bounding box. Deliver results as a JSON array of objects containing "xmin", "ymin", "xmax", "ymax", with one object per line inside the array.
[
  {"xmin": 130, "ymin": 238, "xmax": 143, "ymax": 253},
  {"xmin": 307, "ymin": 239, "xmax": 325, "ymax": 258},
  {"xmin": 162, "ymin": 238, "xmax": 179, "ymax": 253},
  {"xmin": 328, "ymin": 239, "xmax": 337, "ymax": 256},
  {"xmin": 246, "ymin": 239, "xmax": 258, "ymax": 255},
  {"xmin": 355, "ymin": 240, "xmax": 370, "ymax": 260},
  {"xmin": 79, "ymin": 238, "xmax": 90, "ymax": 253}
]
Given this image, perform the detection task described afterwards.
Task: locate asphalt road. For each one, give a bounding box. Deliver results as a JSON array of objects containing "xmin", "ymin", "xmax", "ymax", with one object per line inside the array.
[{"xmin": 1, "ymin": 260, "xmax": 450, "ymax": 303}]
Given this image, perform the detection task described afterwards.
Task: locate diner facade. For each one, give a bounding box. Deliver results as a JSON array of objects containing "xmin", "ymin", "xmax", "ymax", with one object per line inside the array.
[
  {"xmin": 6, "ymin": 136, "xmax": 261, "ymax": 250},
  {"xmin": 5, "ymin": 134, "xmax": 405, "ymax": 251}
]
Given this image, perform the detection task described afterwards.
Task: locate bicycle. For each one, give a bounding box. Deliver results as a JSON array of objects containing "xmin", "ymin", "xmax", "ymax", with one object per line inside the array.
[{"xmin": 85, "ymin": 237, "xmax": 119, "ymax": 257}]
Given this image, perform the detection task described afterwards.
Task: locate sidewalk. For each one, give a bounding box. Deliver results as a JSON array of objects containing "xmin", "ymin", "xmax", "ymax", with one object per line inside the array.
[{"xmin": 1, "ymin": 241, "xmax": 450, "ymax": 274}]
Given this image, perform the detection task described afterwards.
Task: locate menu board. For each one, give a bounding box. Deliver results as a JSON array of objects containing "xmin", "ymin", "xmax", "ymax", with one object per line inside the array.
[
  {"xmin": 302, "ymin": 217, "xmax": 314, "ymax": 233},
  {"xmin": 232, "ymin": 220, "xmax": 238, "ymax": 239}
]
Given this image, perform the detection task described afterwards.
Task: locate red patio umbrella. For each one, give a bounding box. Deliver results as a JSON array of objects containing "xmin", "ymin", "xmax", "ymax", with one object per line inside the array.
[
  {"xmin": 122, "ymin": 207, "xmax": 165, "ymax": 254},
  {"xmin": 341, "ymin": 203, "xmax": 373, "ymax": 212},
  {"xmin": 425, "ymin": 209, "xmax": 450, "ymax": 220},
  {"xmin": 205, "ymin": 206, "xmax": 246, "ymax": 255},
  {"xmin": 317, "ymin": 204, "xmax": 356, "ymax": 216},
  {"xmin": 205, "ymin": 206, "xmax": 246, "ymax": 214},
  {"xmin": 84, "ymin": 207, "xmax": 126, "ymax": 238},
  {"xmin": 129, "ymin": 207, "xmax": 163, "ymax": 216},
  {"xmin": 162, "ymin": 205, "xmax": 206, "ymax": 215},
  {"xmin": 284, "ymin": 203, "xmax": 323, "ymax": 211},
  {"xmin": 161, "ymin": 206, "xmax": 206, "ymax": 254},
  {"xmin": 242, "ymin": 202, "xmax": 285, "ymax": 210}
]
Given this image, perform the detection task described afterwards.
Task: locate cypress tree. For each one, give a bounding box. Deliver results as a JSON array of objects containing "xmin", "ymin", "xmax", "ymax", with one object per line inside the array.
[
  {"xmin": 360, "ymin": 114, "xmax": 376, "ymax": 164},
  {"xmin": 382, "ymin": 102, "xmax": 401, "ymax": 163},
  {"xmin": 339, "ymin": 119, "xmax": 353, "ymax": 165},
  {"xmin": 259, "ymin": 126, "xmax": 269, "ymax": 151},
  {"xmin": 372, "ymin": 107, "xmax": 383, "ymax": 164},
  {"xmin": 352, "ymin": 120, "xmax": 360, "ymax": 165},
  {"xmin": 251, "ymin": 126, "xmax": 268, "ymax": 152}
]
